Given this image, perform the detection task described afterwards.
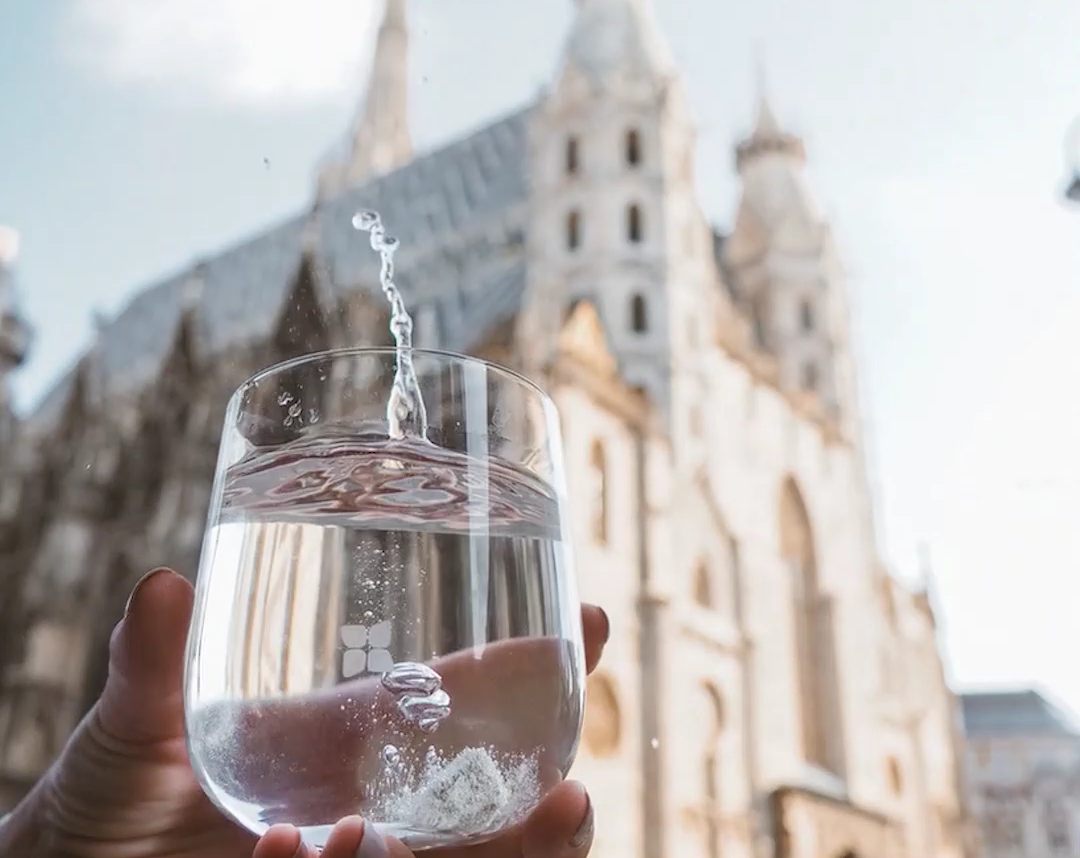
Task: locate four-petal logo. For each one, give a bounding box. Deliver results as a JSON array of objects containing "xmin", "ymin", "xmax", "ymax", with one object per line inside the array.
[{"xmin": 340, "ymin": 621, "xmax": 394, "ymax": 678}]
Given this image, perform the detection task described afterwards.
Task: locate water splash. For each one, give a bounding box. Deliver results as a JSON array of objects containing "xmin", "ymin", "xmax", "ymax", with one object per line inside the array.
[{"xmin": 352, "ymin": 210, "xmax": 428, "ymax": 440}]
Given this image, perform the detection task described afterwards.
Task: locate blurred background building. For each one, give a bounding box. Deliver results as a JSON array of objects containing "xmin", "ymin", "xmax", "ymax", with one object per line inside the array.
[{"xmin": 962, "ymin": 690, "xmax": 1080, "ymax": 858}]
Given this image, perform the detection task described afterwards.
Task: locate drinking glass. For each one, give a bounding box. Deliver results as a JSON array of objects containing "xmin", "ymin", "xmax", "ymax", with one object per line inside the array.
[{"xmin": 183, "ymin": 347, "xmax": 585, "ymax": 850}]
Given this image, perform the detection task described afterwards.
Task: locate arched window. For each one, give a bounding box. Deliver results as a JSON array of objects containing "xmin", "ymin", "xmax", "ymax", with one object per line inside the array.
[
  {"xmin": 627, "ymin": 204, "xmax": 643, "ymax": 244},
  {"xmin": 887, "ymin": 757, "xmax": 904, "ymax": 796},
  {"xmin": 584, "ymin": 672, "xmax": 621, "ymax": 756},
  {"xmin": 751, "ymin": 300, "xmax": 767, "ymax": 349},
  {"xmin": 630, "ymin": 293, "xmax": 648, "ymax": 333},
  {"xmin": 626, "ymin": 128, "xmax": 642, "ymax": 167},
  {"xmin": 694, "ymin": 562, "xmax": 713, "ymax": 609},
  {"xmin": 566, "ymin": 136, "xmax": 580, "ymax": 176},
  {"xmin": 780, "ymin": 477, "xmax": 841, "ymax": 774},
  {"xmin": 802, "ymin": 361, "xmax": 818, "ymax": 392},
  {"xmin": 566, "ymin": 210, "xmax": 581, "ymax": 251},
  {"xmin": 800, "ymin": 298, "xmax": 814, "ymax": 332},
  {"xmin": 589, "ymin": 439, "xmax": 608, "ymax": 544},
  {"xmin": 703, "ymin": 684, "xmax": 725, "ymax": 858}
]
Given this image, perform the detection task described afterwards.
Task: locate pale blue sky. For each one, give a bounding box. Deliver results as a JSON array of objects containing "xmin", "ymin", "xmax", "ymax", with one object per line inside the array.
[{"xmin": 2, "ymin": 0, "xmax": 1080, "ymax": 711}]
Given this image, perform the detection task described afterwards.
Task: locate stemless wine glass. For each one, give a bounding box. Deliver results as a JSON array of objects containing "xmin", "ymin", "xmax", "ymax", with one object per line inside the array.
[{"xmin": 183, "ymin": 347, "xmax": 585, "ymax": 850}]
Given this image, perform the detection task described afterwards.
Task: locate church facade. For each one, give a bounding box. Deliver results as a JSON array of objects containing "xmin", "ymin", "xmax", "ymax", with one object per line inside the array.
[{"xmin": 0, "ymin": 1, "xmax": 978, "ymax": 857}]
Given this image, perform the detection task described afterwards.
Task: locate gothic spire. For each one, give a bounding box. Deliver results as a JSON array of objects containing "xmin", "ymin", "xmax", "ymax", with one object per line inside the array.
[
  {"xmin": 320, "ymin": 0, "xmax": 411, "ymax": 197},
  {"xmin": 735, "ymin": 86, "xmax": 806, "ymax": 173}
]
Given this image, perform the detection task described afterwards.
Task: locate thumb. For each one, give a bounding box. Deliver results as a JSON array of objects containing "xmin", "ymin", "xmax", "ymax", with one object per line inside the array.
[{"xmin": 96, "ymin": 568, "xmax": 194, "ymax": 744}]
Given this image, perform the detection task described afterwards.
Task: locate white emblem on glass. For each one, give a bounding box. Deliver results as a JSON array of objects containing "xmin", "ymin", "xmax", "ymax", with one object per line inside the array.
[{"xmin": 340, "ymin": 621, "xmax": 394, "ymax": 677}]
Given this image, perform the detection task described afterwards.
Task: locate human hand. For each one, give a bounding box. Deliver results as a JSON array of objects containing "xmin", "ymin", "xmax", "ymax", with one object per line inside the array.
[{"xmin": 0, "ymin": 568, "xmax": 608, "ymax": 857}]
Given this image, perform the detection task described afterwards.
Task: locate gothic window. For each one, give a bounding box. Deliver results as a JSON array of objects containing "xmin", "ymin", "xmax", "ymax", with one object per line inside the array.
[
  {"xmin": 800, "ymin": 299, "xmax": 815, "ymax": 332},
  {"xmin": 689, "ymin": 403, "xmax": 704, "ymax": 439},
  {"xmin": 566, "ymin": 136, "xmax": 580, "ymax": 175},
  {"xmin": 1044, "ymin": 797, "xmax": 1071, "ymax": 854},
  {"xmin": 567, "ymin": 210, "xmax": 582, "ymax": 251},
  {"xmin": 630, "ymin": 293, "xmax": 648, "ymax": 333},
  {"xmin": 627, "ymin": 204, "xmax": 644, "ymax": 244},
  {"xmin": 780, "ymin": 477, "xmax": 840, "ymax": 774},
  {"xmin": 589, "ymin": 439, "xmax": 609, "ymax": 544},
  {"xmin": 887, "ymin": 757, "xmax": 903, "ymax": 796},
  {"xmin": 584, "ymin": 672, "xmax": 621, "ymax": 756},
  {"xmin": 802, "ymin": 361, "xmax": 818, "ymax": 392},
  {"xmin": 751, "ymin": 300, "xmax": 767, "ymax": 349},
  {"xmin": 626, "ymin": 129, "xmax": 642, "ymax": 167},
  {"xmin": 703, "ymin": 684, "xmax": 725, "ymax": 858},
  {"xmin": 694, "ymin": 562, "xmax": 713, "ymax": 609}
]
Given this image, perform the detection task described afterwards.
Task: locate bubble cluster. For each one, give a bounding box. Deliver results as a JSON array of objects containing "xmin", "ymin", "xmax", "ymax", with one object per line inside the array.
[{"xmin": 381, "ymin": 661, "xmax": 452, "ymax": 733}]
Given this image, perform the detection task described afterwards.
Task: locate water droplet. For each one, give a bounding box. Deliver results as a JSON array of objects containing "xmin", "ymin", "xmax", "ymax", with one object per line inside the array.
[
  {"xmin": 277, "ymin": 392, "xmax": 293, "ymax": 406},
  {"xmin": 352, "ymin": 210, "xmax": 380, "ymax": 232},
  {"xmin": 382, "ymin": 661, "xmax": 443, "ymax": 696},
  {"xmin": 650, "ymin": 737, "xmax": 660, "ymax": 749},
  {"xmin": 382, "ymin": 744, "xmax": 402, "ymax": 766}
]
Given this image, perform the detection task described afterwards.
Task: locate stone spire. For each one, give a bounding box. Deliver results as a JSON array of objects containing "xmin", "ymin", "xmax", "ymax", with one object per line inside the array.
[
  {"xmin": 735, "ymin": 92, "xmax": 806, "ymax": 172},
  {"xmin": 563, "ymin": 0, "xmax": 673, "ymax": 86},
  {"xmin": 318, "ymin": 0, "xmax": 411, "ymax": 198}
]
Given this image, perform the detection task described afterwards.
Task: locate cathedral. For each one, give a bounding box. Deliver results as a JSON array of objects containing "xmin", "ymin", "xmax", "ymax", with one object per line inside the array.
[{"xmin": 0, "ymin": 0, "xmax": 980, "ymax": 856}]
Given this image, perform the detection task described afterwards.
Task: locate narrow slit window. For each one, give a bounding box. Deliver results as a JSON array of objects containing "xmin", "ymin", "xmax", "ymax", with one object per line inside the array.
[
  {"xmin": 566, "ymin": 137, "xmax": 580, "ymax": 176},
  {"xmin": 626, "ymin": 129, "xmax": 642, "ymax": 167},
  {"xmin": 627, "ymin": 204, "xmax": 643, "ymax": 244},
  {"xmin": 567, "ymin": 210, "xmax": 581, "ymax": 251},
  {"xmin": 630, "ymin": 293, "xmax": 648, "ymax": 333}
]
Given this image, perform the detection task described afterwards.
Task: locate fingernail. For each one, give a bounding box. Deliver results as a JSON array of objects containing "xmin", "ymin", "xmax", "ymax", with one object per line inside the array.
[
  {"xmin": 124, "ymin": 568, "xmax": 172, "ymax": 617},
  {"xmin": 569, "ymin": 793, "xmax": 593, "ymax": 849},
  {"xmin": 598, "ymin": 608, "xmax": 610, "ymax": 643},
  {"xmin": 356, "ymin": 821, "xmax": 389, "ymax": 858}
]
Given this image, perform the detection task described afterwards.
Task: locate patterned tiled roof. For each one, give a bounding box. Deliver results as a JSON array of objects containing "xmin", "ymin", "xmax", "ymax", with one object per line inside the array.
[
  {"xmin": 30, "ymin": 105, "xmax": 534, "ymax": 431},
  {"xmin": 961, "ymin": 690, "xmax": 1080, "ymax": 738}
]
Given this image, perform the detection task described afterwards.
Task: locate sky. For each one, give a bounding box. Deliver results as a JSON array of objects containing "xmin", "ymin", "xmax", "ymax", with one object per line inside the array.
[{"xmin": 2, "ymin": 0, "xmax": 1080, "ymax": 713}]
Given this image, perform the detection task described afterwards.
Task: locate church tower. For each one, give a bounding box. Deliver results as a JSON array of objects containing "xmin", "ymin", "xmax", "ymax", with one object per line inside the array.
[
  {"xmin": 517, "ymin": 0, "xmax": 717, "ymax": 410},
  {"xmin": 317, "ymin": 0, "xmax": 412, "ymax": 198},
  {"xmin": 722, "ymin": 94, "xmax": 862, "ymax": 441}
]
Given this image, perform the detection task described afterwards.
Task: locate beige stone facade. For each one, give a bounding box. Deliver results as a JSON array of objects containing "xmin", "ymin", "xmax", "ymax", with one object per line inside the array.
[{"xmin": 0, "ymin": 1, "xmax": 977, "ymax": 856}]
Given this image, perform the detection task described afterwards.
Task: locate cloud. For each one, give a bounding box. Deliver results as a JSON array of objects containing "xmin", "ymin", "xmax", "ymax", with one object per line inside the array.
[{"xmin": 62, "ymin": 0, "xmax": 381, "ymax": 108}]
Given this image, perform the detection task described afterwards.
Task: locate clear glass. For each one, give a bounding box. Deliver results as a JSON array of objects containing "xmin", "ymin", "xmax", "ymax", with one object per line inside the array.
[{"xmin": 183, "ymin": 347, "xmax": 585, "ymax": 850}]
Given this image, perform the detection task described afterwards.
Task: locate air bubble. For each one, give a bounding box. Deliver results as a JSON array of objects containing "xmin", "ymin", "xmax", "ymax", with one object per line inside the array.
[
  {"xmin": 398, "ymin": 689, "xmax": 452, "ymax": 732},
  {"xmin": 381, "ymin": 661, "xmax": 442, "ymax": 696}
]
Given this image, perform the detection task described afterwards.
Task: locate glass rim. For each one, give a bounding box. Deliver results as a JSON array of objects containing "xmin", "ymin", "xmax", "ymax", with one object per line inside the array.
[{"xmin": 234, "ymin": 346, "xmax": 553, "ymax": 405}]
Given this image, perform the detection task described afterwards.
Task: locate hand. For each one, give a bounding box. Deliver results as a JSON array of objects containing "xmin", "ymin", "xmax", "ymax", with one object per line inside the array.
[{"xmin": 0, "ymin": 568, "xmax": 608, "ymax": 857}]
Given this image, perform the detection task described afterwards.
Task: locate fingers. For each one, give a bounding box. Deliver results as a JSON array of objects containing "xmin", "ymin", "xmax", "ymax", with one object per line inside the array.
[
  {"xmin": 97, "ymin": 568, "xmax": 195, "ymax": 743},
  {"xmin": 521, "ymin": 781, "xmax": 593, "ymax": 858},
  {"xmin": 429, "ymin": 781, "xmax": 593, "ymax": 858},
  {"xmin": 580, "ymin": 605, "xmax": 609, "ymax": 674},
  {"xmin": 253, "ymin": 824, "xmax": 307, "ymax": 858},
  {"xmin": 253, "ymin": 819, "xmax": 412, "ymax": 858}
]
